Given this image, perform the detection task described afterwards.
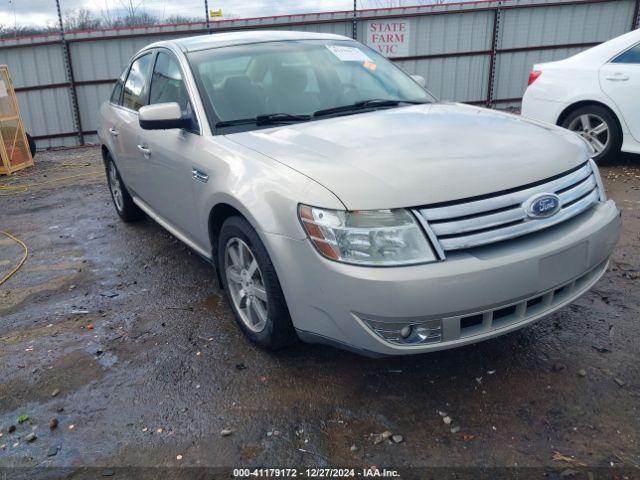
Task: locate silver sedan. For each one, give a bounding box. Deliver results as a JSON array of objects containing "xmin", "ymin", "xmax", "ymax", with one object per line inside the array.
[{"xmin": 98, "ymin": 31, "xmax": 620, "ymax": 356}]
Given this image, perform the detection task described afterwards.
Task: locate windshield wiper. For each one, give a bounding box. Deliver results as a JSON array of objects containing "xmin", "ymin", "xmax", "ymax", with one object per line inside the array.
[
  {"xmin": 215, "ymin": 113, "xmax": 311, "ymax": 128},
  {"xmin": 313, "ymin": 99, "xmax": 427, "ymax": 118},
  {"xmin": 214, "ymin": 101, "xmax": 427, "ymax": 128}
]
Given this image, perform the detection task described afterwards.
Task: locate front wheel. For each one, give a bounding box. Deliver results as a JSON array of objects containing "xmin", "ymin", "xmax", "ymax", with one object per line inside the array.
[
  {"xmin": 218, "ymin": 216, "xmax": 296, "ymax": 350},
  {"xmin": 562, "ymin": 106, "xmax": 622, "ymax": 163}
]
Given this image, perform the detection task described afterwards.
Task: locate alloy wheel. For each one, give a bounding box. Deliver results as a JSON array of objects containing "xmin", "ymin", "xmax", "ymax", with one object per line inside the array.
[
  {"xmin": 224, "ymin": 237, "xmax": 269, "ymax": 333},
  {"xmin": 567, "ymin": 113, "xmax": 610, "ymax": 155},
  {"xmin": 108, "ymin": 162, "xmax": 124, "ymax": 212}
]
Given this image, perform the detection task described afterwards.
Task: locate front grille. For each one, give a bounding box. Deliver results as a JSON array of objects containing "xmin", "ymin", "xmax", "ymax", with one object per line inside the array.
[{"xmin": 414, "ymin": 161, "xmax": 601, "ymax": 255}]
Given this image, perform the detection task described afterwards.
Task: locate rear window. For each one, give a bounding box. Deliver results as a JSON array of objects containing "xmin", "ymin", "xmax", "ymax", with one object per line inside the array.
[
  {"xmin": 110, "ymin": 78, "xmax": 123, "ymax": 104},
  {"xmin": 612, "ymin": 43, "xmax": 640, "ymax": 64}
]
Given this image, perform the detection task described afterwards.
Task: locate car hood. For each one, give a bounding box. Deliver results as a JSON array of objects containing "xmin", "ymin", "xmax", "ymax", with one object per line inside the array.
[{"xmin": 226, "ymin": 103, "xmax": 589, "ymax": 210}]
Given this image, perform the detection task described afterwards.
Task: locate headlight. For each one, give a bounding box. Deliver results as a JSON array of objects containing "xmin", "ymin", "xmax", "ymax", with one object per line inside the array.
[{"xmin": 298, "ymin": 205, "xmax": 437, "ymax": 266}]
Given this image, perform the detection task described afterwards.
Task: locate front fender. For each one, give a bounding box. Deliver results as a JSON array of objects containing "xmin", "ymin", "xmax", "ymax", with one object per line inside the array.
[{"xmin": 193, "ymin": 136, "xmax": 344, "ymax": 253}]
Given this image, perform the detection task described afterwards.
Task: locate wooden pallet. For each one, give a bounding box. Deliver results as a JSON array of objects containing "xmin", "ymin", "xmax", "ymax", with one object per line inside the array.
[{"xmin": 0, "ymin": 65, "xmax": 33, "ymax": 175}]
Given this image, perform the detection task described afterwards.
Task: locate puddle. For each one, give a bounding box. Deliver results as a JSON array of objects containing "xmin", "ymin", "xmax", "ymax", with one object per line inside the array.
[{"xmin": 85, "ymin": 344, "xmax": 118, "ymax": 367}]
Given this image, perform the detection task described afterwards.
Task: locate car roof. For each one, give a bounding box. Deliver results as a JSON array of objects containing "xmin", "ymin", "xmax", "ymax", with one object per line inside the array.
[
  {"xmin": 145, "ymin": 30, "xmax": 352, "ymax": 53},
  {"xmin": 566, "ymin": 28, "xmax": 640, "ymax": 65}
]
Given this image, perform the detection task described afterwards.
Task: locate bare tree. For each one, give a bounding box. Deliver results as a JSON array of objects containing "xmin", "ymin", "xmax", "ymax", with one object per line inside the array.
[
  {"xmin": 111, "ymin": 0, "xmax": 157, "ymax": 27},
  {"xmin": 0, "ymin": 25, "xmax": 49, "ymax": 38},
  {"xmin": 117, "ymin": 11, "xmax": 158, "ymax": 27},
  {"xmin": 363, "ymin": 0, "xmax": 451, "ymax": 5},
  {"xmin": 165, "ymin": 14, "xmax": 199, "ymax": 24},
  {"xmin": 64, "ymin": 8, "xmax": 101, "ymax": 31},
  {"xmin": 99, "ymin": 0, "xmax": 116, "ymax": 27},
  {"xmin": 0, "ymin": 24, "xmax": 49, "ymax": 38},
  {"xmin": 0, "ymin": 0, "xmax": 467, "ymax": 39},
  {"xmin": 117, "ymin": 0, "xmax": 147, "ymax": 18}
]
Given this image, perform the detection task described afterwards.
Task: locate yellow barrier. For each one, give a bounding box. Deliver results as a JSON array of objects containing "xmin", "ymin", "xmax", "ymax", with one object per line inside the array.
[{"xmin": 0, "ymin": 65, "xmax": 34, "ymax": 175}]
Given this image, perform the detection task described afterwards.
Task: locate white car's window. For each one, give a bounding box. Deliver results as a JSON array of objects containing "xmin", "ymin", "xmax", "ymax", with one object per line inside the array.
[
  {"xmin": 612, "ymin": 43, "xmax": 640, "ymax": 64},
  {"xmin": 122, "ymin": 53, "xmax": 152, "ymax": 112},
  {"xmin": 188, "ymin": 40, "xmax": 434, "ymax": 132},
  {"xmin": 149, "ymin": 52, "xmax": 189, "ymax": 110}
]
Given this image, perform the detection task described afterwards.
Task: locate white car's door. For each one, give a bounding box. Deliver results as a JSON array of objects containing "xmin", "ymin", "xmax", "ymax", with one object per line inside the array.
[
  {"xmin": 137, "ymin": 50, "xmax": 201, "ymax": 238},
  {"xmin": 599, "ymin": 42, "xmax": 640, "ymax": 142}
]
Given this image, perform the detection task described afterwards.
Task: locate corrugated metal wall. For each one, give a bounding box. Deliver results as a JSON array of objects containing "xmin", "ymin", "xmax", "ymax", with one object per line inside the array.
[
  {"xmin": 0, "ymin": 0, "xmax": 637, "ymax": 148},
  {"xmin": 494, "ymin": 1, "xmax": 637, "ymax": 100}
]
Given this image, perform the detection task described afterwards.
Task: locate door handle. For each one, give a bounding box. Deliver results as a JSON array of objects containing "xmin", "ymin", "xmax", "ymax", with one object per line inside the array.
[
  {"xmin": 605, "ymin": 74, "xmax": 629, "ymax": 81},
  {"xmin": 191, "ymin": 168, "xmax": 209, "ymax": 183},
  {"xmin": 109, "ymin": 127, "xmax": 119, "ymax": 136},
  {"xmin": 137, "ymin": 144, "xmax": 151, "ymax": 157}
]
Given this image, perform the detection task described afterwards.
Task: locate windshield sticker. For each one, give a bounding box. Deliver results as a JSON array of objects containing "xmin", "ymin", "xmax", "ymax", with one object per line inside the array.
[
  {"xmin": 362, "ymin": 60, "xmax": 377, "ymax": 71},
  {"xmin": 326, "ymin": 45, "xmax": 372, "ymax": 62}
]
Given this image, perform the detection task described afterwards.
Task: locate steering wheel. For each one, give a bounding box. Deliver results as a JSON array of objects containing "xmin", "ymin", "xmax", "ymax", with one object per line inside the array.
[{"xmin": 324, "ymin": 82, "xmax": 358, "ymax": 108}]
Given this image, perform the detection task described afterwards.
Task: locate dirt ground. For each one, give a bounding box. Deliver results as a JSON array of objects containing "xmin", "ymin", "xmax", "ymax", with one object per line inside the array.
[{"xmin": 0, "ymin": 146, "xmax": 639, "ymax": 479}]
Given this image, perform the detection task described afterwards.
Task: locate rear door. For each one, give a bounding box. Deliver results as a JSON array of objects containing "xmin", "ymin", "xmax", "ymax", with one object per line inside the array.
[
  {"xmin": 138, "ymin": 49, "xmax": 202, "ymax": 238},
  {"xmin": 101, "ymin": 72, "xmax": 126, "ymax": 167},
  {"xmin": 116, "ymin": 52, "xmax": 154, "ymax": 195},
  {"xmin": 599, "ymin": 42, "xmax": 640, "ymax": 142}
]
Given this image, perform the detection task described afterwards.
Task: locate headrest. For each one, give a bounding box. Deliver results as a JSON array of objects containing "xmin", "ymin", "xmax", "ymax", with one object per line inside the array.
[{"xmin": 221, "ymin": 75, "xmax": 253, "ymax": 94}]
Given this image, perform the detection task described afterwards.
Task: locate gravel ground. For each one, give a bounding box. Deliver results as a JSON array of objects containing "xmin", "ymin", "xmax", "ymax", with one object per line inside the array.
[{"xmin": 0, "ymin": 146, "xmax": 639, "ymax": 479}]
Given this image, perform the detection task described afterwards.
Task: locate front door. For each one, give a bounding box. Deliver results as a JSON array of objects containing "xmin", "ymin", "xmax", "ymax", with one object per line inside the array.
[
  {"xmin": 116, "ymin": 52, "xmax": 154, "ymax": 194},
  {"xmin": 137, "ymin": 50, "xmax": 201, "ymax": 240}
]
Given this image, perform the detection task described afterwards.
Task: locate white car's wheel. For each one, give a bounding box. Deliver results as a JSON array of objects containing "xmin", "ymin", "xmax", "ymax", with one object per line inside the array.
[{"xmin": 562, "ymin": 105, "xmax": 622, "ymax": 163}]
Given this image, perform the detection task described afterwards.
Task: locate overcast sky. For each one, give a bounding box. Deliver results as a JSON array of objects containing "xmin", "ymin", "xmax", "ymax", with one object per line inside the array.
[{"xmin": 0, "ymin": 0, "xmax": 399, "ymax": 29}]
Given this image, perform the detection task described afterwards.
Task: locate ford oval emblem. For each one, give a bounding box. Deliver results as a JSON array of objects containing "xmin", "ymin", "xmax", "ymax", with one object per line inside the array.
[{"xmin": 525, "ymin": 193, "xmax": 561, "ymax": 219}]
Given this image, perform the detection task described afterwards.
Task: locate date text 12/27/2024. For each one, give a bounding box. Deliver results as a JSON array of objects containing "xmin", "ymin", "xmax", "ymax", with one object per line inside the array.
[{"xmin": 233, "ymin": 468, "xmax": 401, "ymax": 478}]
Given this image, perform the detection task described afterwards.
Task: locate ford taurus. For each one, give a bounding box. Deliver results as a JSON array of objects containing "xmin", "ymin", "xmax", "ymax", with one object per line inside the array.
[{"xmin": 98, "ymin": 31, "xmax": 621, "ymax": 356}]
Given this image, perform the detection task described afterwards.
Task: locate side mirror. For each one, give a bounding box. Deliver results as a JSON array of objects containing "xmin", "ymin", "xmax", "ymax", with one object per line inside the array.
[
  {"xmin": 139, "ymin": 102, "xmax": 190, "ymax": 130},
  {"xmin": 411, "ymin": 75, "xmax": 426, "ymax": 88}
]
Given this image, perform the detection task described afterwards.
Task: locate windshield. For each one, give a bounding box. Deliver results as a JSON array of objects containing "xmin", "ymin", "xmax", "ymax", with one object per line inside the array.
[{"xmin": 188, "ymin": 39, "xmax": 435, "ymax": 133}]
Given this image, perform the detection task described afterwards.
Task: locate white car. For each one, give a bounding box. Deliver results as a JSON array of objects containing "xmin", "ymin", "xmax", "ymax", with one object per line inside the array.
[{"xmin": 522, "ymin": 29, "xmax": 640, "ymax": 163}]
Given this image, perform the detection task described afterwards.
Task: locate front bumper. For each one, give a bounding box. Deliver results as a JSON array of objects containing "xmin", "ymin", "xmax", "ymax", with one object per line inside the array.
[{"xmin": 264, "ymin": 201, "xmax": 621, "ymax": 356}]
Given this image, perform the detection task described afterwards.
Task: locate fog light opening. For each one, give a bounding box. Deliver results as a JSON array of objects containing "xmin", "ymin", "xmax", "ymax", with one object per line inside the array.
[
  {"xmin": 360, "ymin": 316, "xmax": 443, "ymax": 346},
  {"xmin": 410, "ymin": 325, "xmax": 440, "ymax": 344},
  {"xmin": 400, "ymin": 325, "xmax": 412, "ymax": 339}
]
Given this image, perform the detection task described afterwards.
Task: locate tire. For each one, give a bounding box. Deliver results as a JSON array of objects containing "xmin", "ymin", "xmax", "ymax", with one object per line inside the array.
[
  {"xmin": 218, "ymin": 216, "xmax": 297, "ymax": 350},
  {"xmin": 561, "ymin": 105, "xmax": 622, "ymax": 164},
  {"xmin": 105, "ymin": 155, "xmax": 145, "ymax": 222},
  {"xmin": 26, "ymin": 132, "xmax": 36, "ymax": 158}
]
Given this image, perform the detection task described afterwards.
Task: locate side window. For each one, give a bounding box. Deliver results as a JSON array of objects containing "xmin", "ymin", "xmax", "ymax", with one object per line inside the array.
[
  {"xmin": 122, "ymin": 54, "xmax": 152, "ymax": 111},
  {"xmin": 149, "ymin": 52, "xmax": 189, "ymax": 111},
  {"xmin": 612, "ymin": 43, "xmax": 640, "ymax": 64},
  {"xmin": 110, "ymin": 76, "xmax": 124, "ymax": 104}
]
